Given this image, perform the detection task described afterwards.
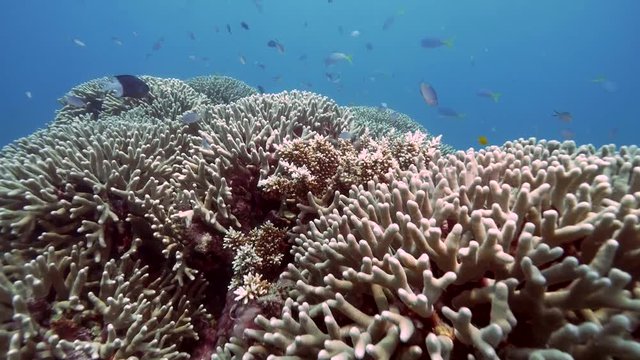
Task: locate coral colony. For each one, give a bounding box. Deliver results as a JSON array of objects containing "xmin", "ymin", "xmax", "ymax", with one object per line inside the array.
[{"xmin": 1, "ymin": 75, "xmax": 639, "ymax": 359}]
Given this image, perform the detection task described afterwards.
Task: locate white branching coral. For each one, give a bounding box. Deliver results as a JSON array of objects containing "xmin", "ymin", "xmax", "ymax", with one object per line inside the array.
[
  {"xmin": 214, "ymin": 138, "xmax": 640, "ymax": 360},
  {"xmin": 233, "ymin": 273, "xmax": 270, "ymax": 305}
]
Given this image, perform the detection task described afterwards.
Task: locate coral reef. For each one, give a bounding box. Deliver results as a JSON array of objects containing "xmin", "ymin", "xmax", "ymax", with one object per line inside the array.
[
  {"xmin": 0, "ymin": 241, "xmax": 207, "ymax": 359},
  {"xmin": 186, "ymin": 75, "xmax": 258, "ymax": 106},
  {"xmin": 53, "ymin": 76, "xmax": 211, "ymax": 126},
  {"xmin": 2, "ymin": 74, "xmax": 639, "ymax": 360},
  {"xmin": 215, "ymin": 139, "xmax": 640, "ymax": 359},
  {"xmin": 347, "ymin": 105, "xmax": 455, "ymax": 155}
]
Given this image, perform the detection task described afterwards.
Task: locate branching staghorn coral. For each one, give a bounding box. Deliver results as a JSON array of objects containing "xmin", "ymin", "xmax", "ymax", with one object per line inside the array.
[
  {"xmin": 53, "ymin": 76, "xmax": 212, "ymax": 126},
  {"xmin": 186, "ymin": 75, "xmax": 258, "ymax": 106},
  {"xmin": 175, "ymin": 91, "xmax": 353, "ymax": 233},
  {"xmin": 260, "ymin": 131, "xmax": 442, "ymax": 206},
  {"xmin": 0, "ymin": 240, "xmax": 208, "ymax": 360},
  {"xmin": 0, "ymin": 116, "xmax": 198, "ymax": 285},
  {"xmin": 214, "ymin": 138, "xmax": 640, "ymax": 359},
  {"xmin": 223, "ymin": 221, "xmax": 289, "ymax": 289}
]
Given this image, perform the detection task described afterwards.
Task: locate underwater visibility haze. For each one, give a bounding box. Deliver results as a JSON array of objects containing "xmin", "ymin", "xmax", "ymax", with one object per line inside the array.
[
  {"xmin": 1, "ymin": 0, "xmax": 639, "ymax": 148},
  {"xmin": 1, "ymin": 1, "xmax": 640, "ymax": 359}
]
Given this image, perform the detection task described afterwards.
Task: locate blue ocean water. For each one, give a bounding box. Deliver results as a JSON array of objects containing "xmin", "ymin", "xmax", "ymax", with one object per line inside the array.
[{"xmin": 1, "ymin": 0, "xmax": 638, "ymax": 150}]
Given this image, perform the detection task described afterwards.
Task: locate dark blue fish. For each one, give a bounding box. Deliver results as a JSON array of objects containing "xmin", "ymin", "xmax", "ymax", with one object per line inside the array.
[
  {"xmin": 104, "ymin": 75, "xmax": 150, "ymax": 99},
  {"xmin": 421, "ymin": 37, "xmax": 454, "ymax": 48},
  {"xmin": 240, "ymin": 22, "xmax": 249, "ymax": 30},
  {"xmin": 226, "ymin": 24, "xmax": 232, "ymax": 34},
  {"xmin": 257, "ymin": 85, "xmax": 265, "ymax": 93},
  {"xmin": 365, "ymin": 42, "xmax": 373, "ymax": 51},
  {"xmin": 188, "ymin": 31, "xmax": 196, "ymax": 40},
  {"xmin": 267, "ymin": 40, "xmax": 285, "ymax": 53}
]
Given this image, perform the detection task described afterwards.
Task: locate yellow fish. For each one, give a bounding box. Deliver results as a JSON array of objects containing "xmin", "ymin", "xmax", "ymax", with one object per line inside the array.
[{"xmin": 478, "ymin": 136, "xmax": 488, "ymax": 146}]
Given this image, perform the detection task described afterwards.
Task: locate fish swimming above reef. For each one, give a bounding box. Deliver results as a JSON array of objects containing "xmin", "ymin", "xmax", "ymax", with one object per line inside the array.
[
  {"xmin": 476, "ymin": 89, "xmax": 502, "ymax": 102},
  {"xmin": 420, "ymin": 37, "xmax": 454, "ymax": 48},
  {"xmin": 419, "ymin": 82, "xmax": 438, "ymax": 107},
  {"xmin": 324, "ymin": 52, "xmax": 352, "ymax": 66},
  {"xmin": 102, "ymin": 75, "xmax": 150, "ymax": 99},
  {"xmin": 553, "ymin": 110, "xmax": 573, "ymax": 122},
  {"xmin": 267, "ymin": 40, "xmax": 285, "ymax": 53}
]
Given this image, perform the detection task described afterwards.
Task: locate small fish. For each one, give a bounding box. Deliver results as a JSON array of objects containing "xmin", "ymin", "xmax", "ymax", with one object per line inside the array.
[
  {"xmin": 476, "ymin": 89, "xmax": 502, "ymax": 102},
  {"xmin": 420, "ymin": 37, "xmax": 454, "ymax": 48},
  {"xmin": 240, "ymin": 22, "xmax": 249, "ymax": 30},
  {"xmin": 324, "ymin": 52, "xmax": 352, "ymax": 66},
  {"xmin": 63, "ymin": 94, "xmax": 86, "ymax": 108},
  {"xmin": 272, "ymin": 75, "xmax": 283, "ymax": 82},
  {"xmin": 553, "ymin": 110, "xmax": 573, "ymax": 122},
  {"xmin": 419, "ymin": 83, "xmax": 438, "ymax": 107},
  {"xmin": 267, "ymin": 40, "xmax": 285, "ymax": 53},
  {"xmin": 181, "ymin": 111, "xmax": 201, "ymax": 124},
  {"xmin": 214, "ymin": 25, "xmax": 220, "ymax": 33},
  {"xmin": 188, "ymin": 31, "xmax": 196, "ymax": 40},
  {"xmin": 339, "ymin": 131, "xmax": 353, "ymax": 140},
  {"xmin": 350, "ymin": 30, "xmax": 361, "ymax": 37},
  {"xmin": 188, "ymin": 55, "xmax": 198, "ymax": 61},
  {"xmin": 132, "ymin": 31, "xmax": 139, "ymax": 37},
  {"xmin": 226, "ymin": 24, "xmax": 232, "ymax": 34},
  {"xmin": 365, "ymin": 42, "xmax": 373, "ymax": 51},
  {"xmin": 73, "ymin": 38, "xmax": 86, "ymax": 47},
  {"xmin": 257, "ymin": 85, "xmax": 265, "ymax": 93},
  {"xmin": 102, "ymin": 75, "xmax": 150, "ymax": 99},
  {"xmin": 298, "ymin": 54, "xmax": 308, "ymax": 61},
  {"xmin": 111, "ymin": 37, "xmax": 123, "ymax": 46},
  {"xmin": 239, "ymin": 55, "xmax": 247, "ymax": 65},
  {"xmin": 438, "ymin": 107, "xmax": 466, "ymax": 119},
  {"xmin": 25, "ymin": 91, "xmax": 32, "ymax": 99},
  {"xmin": 380, "ymin": 102, "xmax": 388, "ymax": 109},
  {"xmin": 254, "ymin": 61, "xmax": 266, "ymax": 70},
  {"xmin": 478, "ymin": 136, "xmax": 488, "ymax": 146}
]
